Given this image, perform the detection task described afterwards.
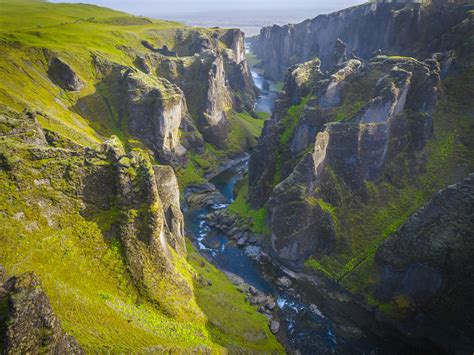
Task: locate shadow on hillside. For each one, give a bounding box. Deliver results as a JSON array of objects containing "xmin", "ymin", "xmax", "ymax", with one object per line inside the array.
[{"xmin": 70, "ymin": 70, "xmax": 128, "ymax": 141}]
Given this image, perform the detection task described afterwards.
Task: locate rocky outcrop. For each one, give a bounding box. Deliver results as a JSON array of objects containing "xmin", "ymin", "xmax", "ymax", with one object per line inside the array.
[
  {"xmin": 319, "ymin": 60, "xmax": 361, "ymax": 108},
  {"xmin": 0, "ymin": 271, "xmax": 83, "ymax": 354},
  {"xmin": 373, "ymin": 174, "xmax": 474, "ymax": 352},
  {"xmin": 48, "ymin": 57, "xmax": 84, "ymax": 91},
  {"xmin": 150, "ymin": 29, "xmax": 258, "ymax": 149},
  {"xmin": 285, "ymin": 58, "xmax": 324, "ymax": 105},
  {"xmin": 102, "ymin": 138, "xmax": 201, "ymax": 320},
  {"xmin": 184, "ymin": 182, "xmax": 228, "ymax": 209},
  {"xmin": 200, "ymin": 54, "xmax": 232, "ymax": 147},
  {"xmin": 125, "ymin": 70, "xmax": 190, "ymax": 163},
  {"xmin": 250, "ymin": 54, "xmax": 443, "ymax": 266},
  {"xmin": 252, "ymin": 1, "xmax": 473, "ymax": 79},
  {"xmin": 154, "ymin": 165, "xmax": 186, "ymax": 255}
]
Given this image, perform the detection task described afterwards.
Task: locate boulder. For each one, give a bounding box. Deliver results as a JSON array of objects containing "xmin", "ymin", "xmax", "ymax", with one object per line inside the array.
[
  {"xmin": 276, "ymin": 276, "xmax": 292, "ymax": 288},
  {"xmin": 237, "ymin": 236, "xmax": 247, "ymax": 246},
  {"xmin": 270, "ymin": 320, "xmax": 280, "ymax": 334}
]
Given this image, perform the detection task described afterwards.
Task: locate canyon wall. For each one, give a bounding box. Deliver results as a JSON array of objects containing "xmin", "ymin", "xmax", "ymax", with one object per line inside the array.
[{"xmin": 251, "ymin": 0, "xmax": 473, "ymax": 80}]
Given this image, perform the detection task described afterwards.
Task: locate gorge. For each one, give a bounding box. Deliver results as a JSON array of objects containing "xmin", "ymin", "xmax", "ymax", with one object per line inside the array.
[{"xmin": 1, "ymin": 0, "xmax": 473, "ymax": 353}]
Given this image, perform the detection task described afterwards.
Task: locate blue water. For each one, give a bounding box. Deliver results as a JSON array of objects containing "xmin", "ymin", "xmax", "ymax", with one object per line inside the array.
[
  {"xmin": 246, "ymin": 43, "xmax": 279, "ymax": 114},
  {"xmin": 185, "ymin": 160, "xmax": 339, "ymax": 353}
]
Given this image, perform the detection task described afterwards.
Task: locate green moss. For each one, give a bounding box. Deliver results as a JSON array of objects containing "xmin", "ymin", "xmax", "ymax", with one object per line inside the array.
[
  {"xmin": 175, "ymin": 160, "xmax": 206, "ymax": 191},
  {"xmin": 378, "ymin": 295, "xmax": 412, "ymax": 320},
  {"xmin": 226, "ymin": 111, "xmax": 266, "ymax": 155},
  {"xmin": 274, "ymin": 82, "xmax": 284, "ymax": 92},
  {"xmin": 385, "ymin": 55, "xmax": 419, "ymax": 62},
  {"xmin": 333, "ymin": 100, "xmax": 365, "ymax": 122},
  {"xmin": 304, "ymin": 258, "xmax": 332, "ymax": 278},
  {"xmin": 228, "ymin": 178, "xmax": 269, "ymax": 235},
  {"xmin": 279, "ymin": 96, "xmax": 308, "ymax": 146},
  {"xmin": 256, "ymin": 111, "xmax": 271, "ymax": 120},
  {"xmin": 186, "ymin": 242, "xmax": 283, "ymax": 353}
]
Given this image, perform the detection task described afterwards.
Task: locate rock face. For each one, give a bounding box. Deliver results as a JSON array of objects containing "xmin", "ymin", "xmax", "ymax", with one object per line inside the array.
[
  {"xmin": 153, "ymin": 165, "xmax": 186, "ymax": 255},
  {"xmin": 251, "ymin": 1, "xmax": 473, "ymax": 79},
  {"xmin": 153, "ymin": 28, "xmax": 258, "ymax": 149},
  {"xmin": 373, "ymin": 174, "xmax": 474, "ymax": 351},
  {"xmin": 250, "ymin": 54, "xmax": 443, "ymax": 267},
  {"xmin": 102, "ymin": 138, "xmax": 200, "ymax": 319},
  {"xmin": 71, "ymin": 28, "xmax": 257, "ymax": 162},
  {"xmin": 125, "ymin": 70, "xmax": 190, "ymax": 163},
  {"xmin": 48, "ymin": 57, "xmax": 84, "ymax": 91},
  {"xmin": 199, "ymin": 54, "xmax": 232, "ymax": 147},
  {"xmin": 0, "ymin": 271, "xmax": 83, "ymax": 354}
]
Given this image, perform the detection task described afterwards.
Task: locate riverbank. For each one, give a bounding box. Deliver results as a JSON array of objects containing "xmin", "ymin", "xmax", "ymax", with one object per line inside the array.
[{"xmin": 181, "ymin": 44, "xmax": 429, "ymax": 353}]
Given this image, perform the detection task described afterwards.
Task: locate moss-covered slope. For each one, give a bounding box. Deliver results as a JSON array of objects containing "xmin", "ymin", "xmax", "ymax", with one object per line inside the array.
[
  {"xmin": 0, "ymin": 1, "xmax": 281, "ymax": 352},
  {"xmin": 0, "ymin": 0, "xmax": 263, "ymax": 172}
]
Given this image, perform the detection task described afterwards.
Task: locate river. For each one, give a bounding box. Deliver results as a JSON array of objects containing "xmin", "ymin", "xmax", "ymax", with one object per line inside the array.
[{"xmin": 183, "ymin": 47, "xmax": 385, "ymax": 353}]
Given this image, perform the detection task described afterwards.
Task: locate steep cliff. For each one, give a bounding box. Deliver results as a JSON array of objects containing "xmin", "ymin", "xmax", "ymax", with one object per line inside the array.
[
  {"xmin": 243, "ymin": 1, "xmax": 474, "ymax": 350},
  {"xmin": 0, "ymin": 1, "xmax": 281, "ymax": 352},
  {"xmin": 251, "ymin": 0, "xmax": 474, "ymax": 80},
  {"xmin": 255, "ymin": 54, "xmax": 441, "ymax": 267}
]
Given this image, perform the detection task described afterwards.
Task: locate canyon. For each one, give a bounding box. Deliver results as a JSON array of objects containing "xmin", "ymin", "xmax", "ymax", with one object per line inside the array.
[{"xmin": 1, "ymin": 0, "xmax": 473, "ymax": 353}]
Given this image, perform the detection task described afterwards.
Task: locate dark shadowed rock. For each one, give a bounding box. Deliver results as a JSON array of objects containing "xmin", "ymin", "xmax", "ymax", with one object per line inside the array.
[
  {"xmin": 0, "ymin": 272, "xmax": 83, "ymax": 354},
  {"xmin": 48, "ymin": 57, "xmax": 84, "ymax": 91},
  {"xmin": 373, "ymin": 173, "xmax": 474, "ymax": 351}
]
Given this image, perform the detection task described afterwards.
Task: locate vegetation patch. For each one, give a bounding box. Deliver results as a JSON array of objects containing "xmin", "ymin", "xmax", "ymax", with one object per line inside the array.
[
  {"xmin": 186, "ymin": 242, "xmax": 283, "ymax": 352},
  {"xmin": 228, "ymin": 178, "xmax": 269, "ymax": 235}
]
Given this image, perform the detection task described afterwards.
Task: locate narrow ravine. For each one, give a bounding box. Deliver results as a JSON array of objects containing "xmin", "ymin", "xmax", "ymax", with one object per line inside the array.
[
  {"xmin": 184, "ymin": 42, "xmax": 407, "ymax": 354},
  {"xmin": 182, "ymin": 45, "xmax": 346, "ymax": 354}
]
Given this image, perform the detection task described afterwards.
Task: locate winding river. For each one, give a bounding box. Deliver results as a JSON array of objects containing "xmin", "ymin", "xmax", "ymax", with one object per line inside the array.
[{"xmin": 184, "ymin": 46, "xmax": 388, "ymax": 353}]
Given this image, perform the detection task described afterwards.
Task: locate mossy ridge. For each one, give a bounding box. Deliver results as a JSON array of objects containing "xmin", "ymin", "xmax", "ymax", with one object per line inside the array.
[{"xmin": 0, "ymin": 142, "xmax": 217, "ymax": 352}]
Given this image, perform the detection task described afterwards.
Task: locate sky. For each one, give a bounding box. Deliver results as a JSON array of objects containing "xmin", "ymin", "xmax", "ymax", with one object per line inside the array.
[{"xmin": 49, "ymin": 0, "xmax": 366, "ymax": 17}]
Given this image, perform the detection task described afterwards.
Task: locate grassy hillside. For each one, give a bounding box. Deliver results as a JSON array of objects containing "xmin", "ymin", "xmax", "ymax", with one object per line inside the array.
[
  {"xmin": 0, "ymin": 0, "xmax": 265, "ymax": 160},
  {"xmin": 0, "ymin": 0, "xmax": 181, "ymax": 145},
  {"xmin": 0, "ymin": 1, "xmax": 282, "ymax": 352}
]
